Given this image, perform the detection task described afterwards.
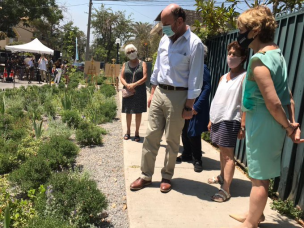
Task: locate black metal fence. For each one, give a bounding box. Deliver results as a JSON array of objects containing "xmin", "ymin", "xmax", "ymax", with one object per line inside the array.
[{"xmin": 206, "ymin": 9, "xmax": 304, "ymax": 208}]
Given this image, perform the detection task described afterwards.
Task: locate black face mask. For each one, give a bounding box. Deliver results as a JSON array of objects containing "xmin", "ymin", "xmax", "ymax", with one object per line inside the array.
[{"xmin": 237, "ymin": 30, "xmax": 254, "ymax": 49}]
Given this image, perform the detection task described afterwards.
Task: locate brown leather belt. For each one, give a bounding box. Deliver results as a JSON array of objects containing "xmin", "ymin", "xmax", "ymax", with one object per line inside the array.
[{"xmin": 158, "ymin": 84, "xmax": 188, "ymax": 91}]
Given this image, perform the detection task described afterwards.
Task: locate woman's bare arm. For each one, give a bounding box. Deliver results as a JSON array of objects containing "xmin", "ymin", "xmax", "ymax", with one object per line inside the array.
[{"xmin": 252, "ymin": 59, "xmax": 303, "ymax": 143}]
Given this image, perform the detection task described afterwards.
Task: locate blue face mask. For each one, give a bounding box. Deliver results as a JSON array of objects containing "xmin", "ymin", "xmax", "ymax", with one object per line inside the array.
[{"xmin": 162, "ymin": 25, "xmax": 175, "ymax": 37}]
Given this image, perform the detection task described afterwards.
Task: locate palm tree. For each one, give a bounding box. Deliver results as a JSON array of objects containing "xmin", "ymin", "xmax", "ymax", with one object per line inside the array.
[{"xmin": 128, "ymin": 22, "xmax": 153, "ymax": 60}]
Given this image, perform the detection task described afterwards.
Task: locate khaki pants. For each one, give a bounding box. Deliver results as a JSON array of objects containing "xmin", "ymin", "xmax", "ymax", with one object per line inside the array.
[
  {"xmin": 140, "ymin": 86, "xmax": 187, "ymax": 181},
  {"xmin": 39, "ymin": 70, "xmax": 46, "ymax": 81}
]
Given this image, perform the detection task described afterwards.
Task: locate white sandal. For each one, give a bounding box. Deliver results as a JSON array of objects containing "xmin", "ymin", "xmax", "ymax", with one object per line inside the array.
[
  {"xmin": 212, "ymin": 188, "xmax": 231, "ymax": 203},
  {"xmin": 208, "ymin": 175, "xmax": 224, "ymax": 185}
]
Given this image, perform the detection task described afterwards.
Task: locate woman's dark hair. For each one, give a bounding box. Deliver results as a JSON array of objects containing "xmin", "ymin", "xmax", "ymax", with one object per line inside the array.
[
  {"xmin": 227, "ymin": 41, "xmax": 249, "ymax": 64},
  {"xmin": 172, "ymin": 7, "xmax": 186, "ymax": 22}
]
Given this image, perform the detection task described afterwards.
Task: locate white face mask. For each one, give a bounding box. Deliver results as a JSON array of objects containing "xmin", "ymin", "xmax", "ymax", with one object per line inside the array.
[
  {"xmin": 127, "ymin": 51, "xmax": 137, "ymax": 60},
  {"xmin": 227, "ymin": 55, "xmax": 242, "ymax": 69}
]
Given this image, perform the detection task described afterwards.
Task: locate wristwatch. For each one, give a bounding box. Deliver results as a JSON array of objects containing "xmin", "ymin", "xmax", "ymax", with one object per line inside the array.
[{"xmin": 184, "ymin": 106, "xmax": 192, "ymax": 111}]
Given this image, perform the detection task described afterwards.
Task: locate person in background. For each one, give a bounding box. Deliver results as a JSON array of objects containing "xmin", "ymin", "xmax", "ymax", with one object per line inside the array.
[
  {"xmin": 46, "ymin": 56, "xmax": 53, "ymax": 84},
  {"xmin": 208, "ymin": 41, "xmax": 248, "ymax": 203},
  {"xmin": 130, "ymin": 4, "xmax": 204, "ymax": 193},
  {"xmin": 120, "ymin": 44, "xmax": 147, "ymax": 142},
  {"xmin": 229, "ymin": 6, "xmax": 303, "ymax": 227},
  {"xmin": 54, "ymin": 59, "xmax": 63, "ymax": 84},
  {"xmin": 51, "ymin": 64, "xmax": 58, "ymax": 82},
  {"xmin": 18, "ymin": 56, "xmax": 26, "ymax": 80},
  {"xmin": 38, "ymin": 55, "xmax": 48, "ymax": 83},
  {"xmin": 27, "ymin": 56, "xmax": 35, "ymax": 81},
  {"xmin": 64, "ymin": 63, "xmax": 71, "ymax": 84},
  {"xmin": 177, "ymin": 44, "xmax": 211, "ymax": 173}
]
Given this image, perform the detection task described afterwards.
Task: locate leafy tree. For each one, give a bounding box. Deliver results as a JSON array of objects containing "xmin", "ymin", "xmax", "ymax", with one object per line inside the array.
[
  {"xmin": 30, "ymin": 7, "xmax": 64, "ymax": 50},
  {"xmin": 227, "ymin": 0, "xmax": 303, "ymax": 15},
  {"xmin": 193, "ymin": 0, "xmax": 239, "ymax": 42},
  {"xmin": 60, "ymin": 22, "xmax": 86, "ymax": 60},
  {"xmin": 91, "ymin": 4, "xmax": 134, "ymax": 62},
  {"xmin": 127, "ymin": 22, "xmax": 153, "ymax": 60},
  {"xmin": 0, "ymin": 0, "xmax": 60, "ymax": 38}
]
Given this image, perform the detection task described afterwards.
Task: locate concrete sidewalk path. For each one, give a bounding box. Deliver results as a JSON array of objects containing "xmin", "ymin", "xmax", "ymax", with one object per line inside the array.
[
  {"xmin": 1, "ymin": 79, "xmax": 300, "ymax": 228},
  {"xmin": 120, "ymin": 87, "xmax": 300, "ymax": 228}
]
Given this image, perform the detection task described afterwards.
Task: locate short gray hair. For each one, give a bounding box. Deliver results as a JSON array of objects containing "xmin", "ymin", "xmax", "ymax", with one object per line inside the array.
[
  {"xmin": 124, "ymin": 44, "xmax": 137, "ymax": 54},
  {"xmin": 203, "ymin": 44, "xmax": 208, "ymax": 60}
]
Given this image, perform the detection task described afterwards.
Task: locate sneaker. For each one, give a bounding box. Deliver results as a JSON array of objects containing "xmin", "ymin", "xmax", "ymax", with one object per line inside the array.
[{"xmin": 194, "ymin": 160, "xmax": 203, "ymax": 172}]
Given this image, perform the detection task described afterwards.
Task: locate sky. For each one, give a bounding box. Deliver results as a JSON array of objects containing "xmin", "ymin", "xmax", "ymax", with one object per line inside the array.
[
  {"xmin": 57, "ymin": 0, "xmax": 207, "ymax": 43},
  {"xmin": 58, "ymin": 0, "xmax": 196, "ymax": 34},
  {"xmin": 57, "ymin": 0, "xmax": 249, "ymax": 43}
]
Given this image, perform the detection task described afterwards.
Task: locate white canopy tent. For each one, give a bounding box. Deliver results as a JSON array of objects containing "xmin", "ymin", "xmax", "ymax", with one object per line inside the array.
[{"xmin": 5, "ymin": 38, "xmax": 54, "ymax": 55}]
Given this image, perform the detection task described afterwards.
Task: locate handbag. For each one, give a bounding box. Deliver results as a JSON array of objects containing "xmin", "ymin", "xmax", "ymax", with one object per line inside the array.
[
  {"xmin": 122, "ymin": 62, "xmax": 140, "ymax": 98},
  {"xmin": 122, "ymin": 88, "xmax": 135, "ymax": 98}
]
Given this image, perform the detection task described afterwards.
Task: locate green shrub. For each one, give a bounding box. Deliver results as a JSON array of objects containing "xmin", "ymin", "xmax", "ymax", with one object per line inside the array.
[
  {"xmin": 99, "ymin": 84, "xmax": 116, "ymax": 97},
  {"xmin": 61, "ymin": 110, "xmax": 81, "ymax": 129},
  {"xmin": 0, "ymin": 179, "xmax": 37, "ymax": 228},
  {"xmin": 271, "ymin": 199, "xmax": 303, "ymax": 220},
  {"xmin": 25, "ymin": 216, "xmax": 74, "ymax": 228},
  {"xmin": 6, "ymin": 106, "xmax": 24, "ymax": 119},
  {"xmin": 68, "ymin": 81, "xmax": 79, "ymax": 90},
  {"xmin": 72, "ymin": 88, "xmax": 92, "ymax": 112},
  {"xmin": 9, "ymin": 156, "xmax": 52, "ymax": 191},
  {"xmin": 0, "ymin": 95, "xmax": 6, "ymax": 115},
  {"xmin": 38, "ymin": 136, "xmax": 79, "ymax": 170},
  {"xmin": 58, "ymin": 82, "xmax": 66, "ymax": 90},
  {"xmin": 201, "ymin": 132, "xmax": 211, "ymax": 143},
  {"xmin": 76, "ymin": 121, "xmax": 104, "ymax": 146},
  {"xmin": 96, "ymin": 76, "xmax": 104, "ymax": 85},
  {"xmin": 99, "ymin": 100, "xmax": 117, "ymax": 122},
  {"xmin": 44, "ymin": 118, "xmax": 73, "ymax": 139},
  {"xmin": 17, "ymin": 135, "xmax": 42, "ymax": 161},
  {"xmin": 43, "ymin": 100, "xmax": 56, "ymax": 118},
  {"xmin": 0, "ymin": 115, "xmax": 29, "ymax": 141},
  {"xmin": 26, "ymin": 101, "xmax": 44, "ymax": 120},
  {"xmin": 51, "ymin": 85, "xmax": 60, "ymax": 95},
  {"xmin": 7, "ymin": 127, "xmax": 27, "ymax": 141},
  {"xmin": 84, "ymin": 93, "xmax": 117, "ymax": 124},
  {"xmin": 0, "ymin": 139, "xmax": 19, "ymax": 174},
  {"xmin": 0, "ymin": 115, "xmax": 14, "ymax": 138},
  {"xmin": 39, "ymin": 172, "xmax": 107, "ymax": 227}
]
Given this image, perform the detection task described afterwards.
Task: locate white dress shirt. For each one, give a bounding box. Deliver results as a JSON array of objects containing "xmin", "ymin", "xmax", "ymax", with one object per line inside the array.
[
  {"xmin": 38, "ymin": 58, "xmax": 48, "ymax": 71},
  {"xmin": 150, "ymin": 27, "xmax": 204, "ymax": 99}
]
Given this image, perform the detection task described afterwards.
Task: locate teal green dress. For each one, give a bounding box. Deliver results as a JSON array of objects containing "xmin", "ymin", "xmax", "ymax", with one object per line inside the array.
[{"xmin": 242, "ymin": 49, "xmax": 290, "ymax": 180}]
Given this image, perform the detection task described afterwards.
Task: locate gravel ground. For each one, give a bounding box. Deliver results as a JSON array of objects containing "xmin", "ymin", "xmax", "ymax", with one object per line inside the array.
[{"xmin": 76, "ymin": 94, "xmax": 129, "ymax": 228}]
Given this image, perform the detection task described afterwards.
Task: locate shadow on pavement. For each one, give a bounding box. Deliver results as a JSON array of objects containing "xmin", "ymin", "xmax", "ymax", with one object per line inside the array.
[
  {"xmin": 230, "ymin": 178, "xmax": 251, "ymax": 197},
  {"xmin": 202, "ymin": 156, "xmax": 221, "ymax": 171},
  {"xmin": 261, "ymin": 214, "xmax": 301, "ymax": 227}
]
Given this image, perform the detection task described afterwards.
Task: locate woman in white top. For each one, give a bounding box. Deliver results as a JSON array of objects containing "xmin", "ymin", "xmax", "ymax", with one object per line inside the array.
[{"xmin": 207, "ymin": 41, "xmax": 248, "ymax": 202}]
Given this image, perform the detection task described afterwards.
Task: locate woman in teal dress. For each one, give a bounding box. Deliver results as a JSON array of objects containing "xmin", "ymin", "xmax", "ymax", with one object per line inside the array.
[{"xmin": 228, "ymin": 6, "xmax": 304, "ymax": 228}]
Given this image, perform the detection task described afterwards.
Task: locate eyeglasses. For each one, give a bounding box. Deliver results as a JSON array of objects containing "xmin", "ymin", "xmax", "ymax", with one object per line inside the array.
[{"xmin": 126, "ymin": 50, "xmax": 136, "ymax": 54}]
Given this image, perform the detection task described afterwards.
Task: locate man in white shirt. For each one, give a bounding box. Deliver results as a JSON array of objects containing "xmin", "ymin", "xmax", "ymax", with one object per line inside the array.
[
  {"xmin": 38, "ymin": 55, "xmax": 48, "ymax": 82},
  {"xmin": 130, "ymin": 4, "xmax": 205, "ymax": 193}
]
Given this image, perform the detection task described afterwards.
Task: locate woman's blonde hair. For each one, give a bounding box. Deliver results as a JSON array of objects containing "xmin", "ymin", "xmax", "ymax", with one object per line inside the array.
[
  {"xmin": 237, "ymin": 6, "xmax": 277, "ymax": 43},
  {"xmin": 124, "ymin": 44, "xmax": 137, "ymax": 54}
]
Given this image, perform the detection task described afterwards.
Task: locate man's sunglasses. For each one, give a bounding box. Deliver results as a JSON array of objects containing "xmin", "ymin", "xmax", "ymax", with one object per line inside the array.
[{"xmin": 126, "ymin": 50, "xmax": 136, "ymax": 54}]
